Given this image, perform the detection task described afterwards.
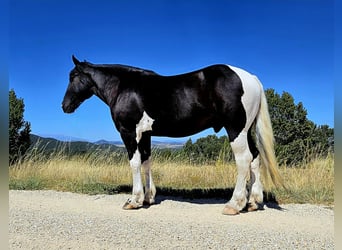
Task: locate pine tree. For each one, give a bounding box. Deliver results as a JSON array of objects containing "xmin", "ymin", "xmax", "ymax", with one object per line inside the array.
[
  {"xmin": 265, "ymin": 89, "xmax": 332, "ymax": 165},
  {"xmin": 9, "ymin": 89, "xmax": 31, "ymax": 164}
]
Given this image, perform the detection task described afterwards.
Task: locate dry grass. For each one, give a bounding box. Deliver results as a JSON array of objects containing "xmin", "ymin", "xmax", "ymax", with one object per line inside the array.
[
  {"xmin": 9, "ymin": 153, "xmax": 236, "ymax": 191},
  {"xmin": 9, "ymin": 149, "xmax": 334, "ymax": 205},
  {"xmin": 271, "ymin": 155, "xmax": 334, "ymax": 205}
]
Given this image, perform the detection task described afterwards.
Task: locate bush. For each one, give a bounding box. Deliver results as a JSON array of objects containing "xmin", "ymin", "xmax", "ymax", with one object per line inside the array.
[{"xmin": 9, "ymin": 89, "xmax": 31, "ymax": 164}]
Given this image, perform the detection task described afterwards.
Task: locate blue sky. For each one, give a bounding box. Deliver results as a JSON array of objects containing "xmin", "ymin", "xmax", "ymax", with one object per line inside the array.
[{"xmin": 9, "ymin": 0, "xmax": 334, "ymax": 143}]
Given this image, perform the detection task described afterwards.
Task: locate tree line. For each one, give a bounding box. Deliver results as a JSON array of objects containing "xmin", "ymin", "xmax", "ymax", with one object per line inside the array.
[{"xmin": 9, "ymin": 88, "xmax": 333, "ymax": 166}]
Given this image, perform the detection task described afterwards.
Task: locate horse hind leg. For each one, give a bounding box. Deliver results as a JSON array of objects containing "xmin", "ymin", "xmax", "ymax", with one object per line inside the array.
[
  {"xmin": 223, "ymin": 130, "xmax": 252, "ymax": 215},
  {"xmin": 247, "ymin": 155, "xmax": 263, "ymax": 211},
  {"xmin": 246, "ymin": 129, "xmax": 264, "ymax": 212}
]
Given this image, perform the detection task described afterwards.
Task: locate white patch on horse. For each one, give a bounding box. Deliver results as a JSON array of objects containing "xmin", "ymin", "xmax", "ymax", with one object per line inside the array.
[
  {"xmin": 136, "ymin": 111, "xmax": 154, "ymax": 142},
  {"xmin": 227, "ymin": 65, "xmax": 261, "ymax": 131}
]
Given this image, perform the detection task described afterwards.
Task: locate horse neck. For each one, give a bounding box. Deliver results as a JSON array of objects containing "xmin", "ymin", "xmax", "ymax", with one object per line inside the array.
[
  {"xmin": 91, "ymin": 69, "xmax": 119, "ymax": 107},
  {"xmin": 91, "ymin": 65, "xmax": 156, "ymax": 107}
]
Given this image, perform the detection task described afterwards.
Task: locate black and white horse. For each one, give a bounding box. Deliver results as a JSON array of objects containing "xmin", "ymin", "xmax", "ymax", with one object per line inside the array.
[{"xmin": 62, "ymin": 56, "xmax": 283, "ymax": 215}]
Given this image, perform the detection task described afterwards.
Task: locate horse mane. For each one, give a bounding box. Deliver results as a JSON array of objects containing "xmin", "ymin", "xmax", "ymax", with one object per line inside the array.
[{"xmin": 86, "ymin": 62, "xmax": 159, "ymax": 76}]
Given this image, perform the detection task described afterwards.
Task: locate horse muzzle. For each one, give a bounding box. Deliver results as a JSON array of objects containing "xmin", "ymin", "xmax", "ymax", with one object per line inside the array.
[
  {"xmin": 62, "ymin": 93, "xmax": 83, "ymax": 113},
  {"xmin": 62, "ymin": 100, "xmax": 81, "ymax": 113},
  {"xmin": 62, "ymin": 103, "xmax": 74, "ymax": 113}
]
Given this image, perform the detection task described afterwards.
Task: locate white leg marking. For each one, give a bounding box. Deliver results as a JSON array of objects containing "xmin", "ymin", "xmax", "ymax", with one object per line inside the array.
[
  {"xmin": 142, "ymin": 157, "xmax": 156, "ymax": 205},
  {"xmin": 127, "ymin": 149, "xmax": 144, "ymax": 208},
  {"xmin": 227, "ymin": 131, "xmax": 252, "ymax": 212},
  {"xmin": 136, "ymin": 111, "xmax": 154, "ymax": 142},
  {"xmin": 248, "ymin": 155, "xmax": 263, "ymax": 210}
]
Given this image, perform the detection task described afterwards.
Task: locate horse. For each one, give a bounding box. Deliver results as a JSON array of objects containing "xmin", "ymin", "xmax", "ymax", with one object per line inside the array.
[{"xmin": 62, "ymin": 55, "xmax": 283, "ymax": 215}]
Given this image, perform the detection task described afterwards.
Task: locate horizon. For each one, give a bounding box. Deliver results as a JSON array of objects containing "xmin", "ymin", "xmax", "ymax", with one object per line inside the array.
[
  {"xmin": 10, "ymin": 1, "xmax": 334, "ymax": 142},
  {"xmin": 36, "ymin": 133, "xmax": 188, "ymax": 144}
]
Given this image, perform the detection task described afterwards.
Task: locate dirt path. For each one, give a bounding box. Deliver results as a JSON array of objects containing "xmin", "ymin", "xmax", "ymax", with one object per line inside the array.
[{"xmin": 9, "ymin": 190, "xmax": 334, "ymax": 249}]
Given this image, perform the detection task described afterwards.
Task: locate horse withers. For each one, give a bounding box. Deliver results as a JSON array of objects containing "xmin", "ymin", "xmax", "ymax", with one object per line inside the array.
[{"xmin": 62, "ymin": 55, "xmax": 283, "ymax": 215}]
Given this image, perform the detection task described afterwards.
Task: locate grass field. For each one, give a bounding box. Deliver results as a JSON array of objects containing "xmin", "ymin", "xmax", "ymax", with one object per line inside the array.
[{"xmin": 9, "ymin": 146, "xmax": 334, "ymax": 205}]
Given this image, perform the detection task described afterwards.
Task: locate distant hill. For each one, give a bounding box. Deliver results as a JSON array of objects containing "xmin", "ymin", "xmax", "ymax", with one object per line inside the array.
[
  {"xmin": 38, "ymin": 134, "xmax": 89, "ymax": 142},
  {"xmin": 94, "ymin": 139, "xmax": 125, "ymax": 147},
  {"xmin": 150, "ymin": 140, "xmax": 184, "ymax": 149},
  {"xmin": 93, "ymin": 139, "xmax": 184, "ymax": 149},
  {"xmin": 29, "ymin": 134, "xmax": 122, "ymax": 155},
  {"xmin": 29, "ymin": 134, "xmax": 184, "ymax": 155}
]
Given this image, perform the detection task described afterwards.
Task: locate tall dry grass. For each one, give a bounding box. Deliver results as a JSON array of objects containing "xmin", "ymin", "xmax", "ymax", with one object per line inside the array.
[
  {"xmin": 272, "ymin": 154, "xmax": 334, "ymax": 205},
  {"xmin": 9, "ymin": 144, "xmax": 334, "ymax": 205}
]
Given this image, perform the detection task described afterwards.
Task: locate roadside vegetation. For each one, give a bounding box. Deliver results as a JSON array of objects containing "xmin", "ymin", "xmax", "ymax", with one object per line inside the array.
[{"xmin": 9, "ymin": 141, "xmax": 334, "ymax": 205}]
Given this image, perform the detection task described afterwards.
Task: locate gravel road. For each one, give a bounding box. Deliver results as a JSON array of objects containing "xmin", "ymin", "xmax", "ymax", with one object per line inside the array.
[{"xmin": 9, "ymin": 190, "xmax": 334, "ymax": 249}]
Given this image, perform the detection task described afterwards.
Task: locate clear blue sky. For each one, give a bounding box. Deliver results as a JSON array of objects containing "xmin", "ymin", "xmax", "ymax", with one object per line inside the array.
[{"xmin": 9, "ymin": 0, "xmax": 334, "ymax": 142}]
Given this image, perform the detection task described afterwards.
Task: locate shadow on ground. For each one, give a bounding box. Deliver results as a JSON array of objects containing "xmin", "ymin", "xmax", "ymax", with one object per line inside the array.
[
  {"xmin": 155, "ymin": 187, "xmax": 283, "ymax": 211},
  {"xmin": 105, "ymin": 185, "xmax": 283, "ymax": 211}
]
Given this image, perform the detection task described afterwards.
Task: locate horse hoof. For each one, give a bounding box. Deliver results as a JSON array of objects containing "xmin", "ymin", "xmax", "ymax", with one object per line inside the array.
[
  {"xmin": 247, "ymin": 203, "xmax": 259, "ymax": 212},
  {"xmin": 122, "ymin": 199, "xmax": 142, "ymax": 210},
  {"xmin": 122, "ymin": 203, "xmax": 135, "ymax": 210},
  {"xmin": 222, "ymin": 205, "xmax": 240, "ymax": 215}
]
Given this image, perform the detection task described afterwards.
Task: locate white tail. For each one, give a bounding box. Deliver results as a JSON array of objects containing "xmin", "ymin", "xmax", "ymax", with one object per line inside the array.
[{"xmin": 255, "ymin": 84, "xmax": 284, "ymax": 188}]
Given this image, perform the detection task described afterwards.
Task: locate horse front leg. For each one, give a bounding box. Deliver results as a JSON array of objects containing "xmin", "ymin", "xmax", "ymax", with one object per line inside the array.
[
  {"xmin": 120, "ymin": 132, "xmax": 145, "ymax": 209},
  {"xmin": 123, "ymin": 147, "xmax": 145, "ymax": 209},
  {"xmin": 120, "ymin": 111, "xmax": 155, "ymax": 209},
  {"xmin": 142, "ymin": 157, "xmax": 156, "ymax": 205}
]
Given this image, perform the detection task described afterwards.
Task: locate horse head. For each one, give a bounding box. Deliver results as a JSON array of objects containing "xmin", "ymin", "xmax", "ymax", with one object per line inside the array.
[{"xmin": 62, "ymin": 55, "xmax": 96, "ymax": 113}]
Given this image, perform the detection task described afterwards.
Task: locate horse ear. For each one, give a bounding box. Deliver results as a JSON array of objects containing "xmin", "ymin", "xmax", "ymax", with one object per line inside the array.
[{"xmin": 72, "ymin": 55, "xmax": 80, "ymax": 65}]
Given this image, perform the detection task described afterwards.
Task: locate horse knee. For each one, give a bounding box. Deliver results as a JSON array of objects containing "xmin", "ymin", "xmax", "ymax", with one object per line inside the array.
[{"xmin": 130, "ymin": 149, "xmax": 141, "ymax": 168}]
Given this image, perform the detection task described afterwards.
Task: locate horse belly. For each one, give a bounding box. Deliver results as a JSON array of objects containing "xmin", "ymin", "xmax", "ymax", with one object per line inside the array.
[{"xmin": 151, "ymin": 116, "xmax": 217, "ymax": 138}]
